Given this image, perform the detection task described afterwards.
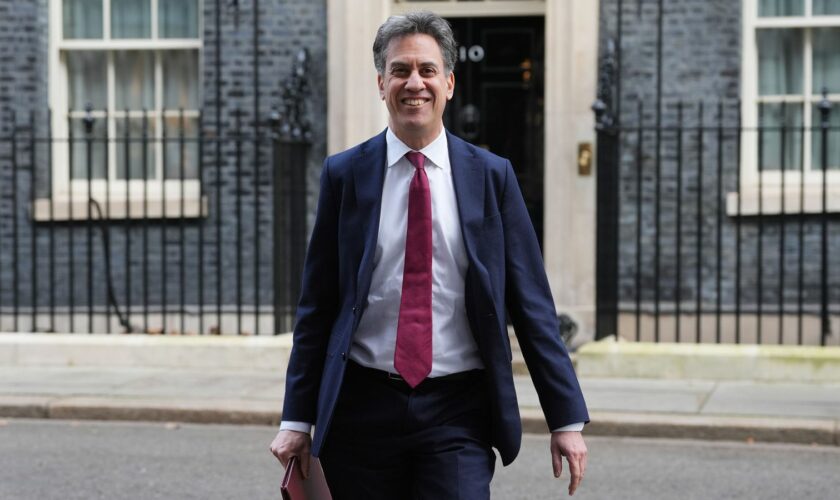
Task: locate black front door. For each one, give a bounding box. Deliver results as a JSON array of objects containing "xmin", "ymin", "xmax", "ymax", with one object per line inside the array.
[{"xmin": 444, "ymin": 16, "xmax": 545, "ymax": 246}]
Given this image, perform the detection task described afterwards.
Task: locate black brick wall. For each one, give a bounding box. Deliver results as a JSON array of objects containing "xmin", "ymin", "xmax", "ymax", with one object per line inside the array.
[
  {"xmin": 0, "ymin": 0, "xmax": 326, "ymax": 332},
  {"xmin": 599, "ymin": 0, "xmax": 840, "ymax": 319}
]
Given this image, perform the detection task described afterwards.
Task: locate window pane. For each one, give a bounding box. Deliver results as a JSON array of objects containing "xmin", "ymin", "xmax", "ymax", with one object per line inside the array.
[
  {"xmin": 813, "ymin": 0, "xmax": 840, "ymax": 15},
  {"xmin": 759, "ymin": 103, "xmax": 803, "ymax": 171},
  {"xmin": 812, "ymin": 29, "xmax": 840, "ymax": 95},
  {"xmin": 70, "ymin": 118, "xmax": 107, "ymax": 179},
  {"xmin": 114, "ymin": 51, "xmax": 154, "ymax": 110},
  {"xmin": 63, "ymin": 0, "xmax": 103, "ymax": 39},
  {"xmin": 116, "ymin": 117, "xmax": 156, "ymax": 180},
  {"xmin": 811, "ymin": 103, "xmax": 840, "ymax": 171},
  {"xmin": 111, "ymin": 0, "xmax": 151, "ymax": 38},
  {"xmin": 160, "ymin": 0, "xmax": 199, "ymax": 38},
  {"xmin": 758, "ymin": 0, "xmax": 804, "ymax": 16},
  {"xmin": 66, "ymin": 51, "xmax": 107, "ymax": 111},
  {"xmin": 163, "ymin": 117, "xmax": 199, "ymax": 180},
  {"xmin": 162, "ymin": 50, "xmax": 199, "ymax": 109},
  {"xmin": 757, "ymin": 29, "xmax": 803, "ymax": 96}
]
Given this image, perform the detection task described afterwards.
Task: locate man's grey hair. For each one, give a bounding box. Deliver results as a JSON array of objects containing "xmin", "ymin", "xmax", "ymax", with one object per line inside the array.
[{"xmin": 373, "ymin": 11, "xmax": 458, "ymax": 75}]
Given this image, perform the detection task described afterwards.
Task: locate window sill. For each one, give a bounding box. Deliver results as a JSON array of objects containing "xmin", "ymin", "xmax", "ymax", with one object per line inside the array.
[
  {"xmin": 725, "ymin": 185, "xmax": 840, "ymax": 216},
  {"xmin": 33, "ymin": 196, "xmax": 209, "ymax": 222}
]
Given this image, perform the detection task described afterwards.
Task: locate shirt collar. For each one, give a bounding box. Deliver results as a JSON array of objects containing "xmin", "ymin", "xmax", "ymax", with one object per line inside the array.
[{"xmin": 385, "ymin": 127, "xmax": 449, "ymax": 172}]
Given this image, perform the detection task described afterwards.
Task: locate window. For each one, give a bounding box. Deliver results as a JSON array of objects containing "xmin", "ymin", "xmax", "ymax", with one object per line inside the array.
[
  {"xmin": 46, "ymin": 0, "xmax": 203, "ymax": 219},
  {"xmin": 737, "ymin": 0, "xmax": 840, "ymax": 214}
]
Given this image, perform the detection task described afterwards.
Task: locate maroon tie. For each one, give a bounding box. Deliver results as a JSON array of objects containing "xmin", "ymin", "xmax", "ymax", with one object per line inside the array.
[{"xmin": 394, "ymin": 151, "xmax": 433, "ymax": 388}]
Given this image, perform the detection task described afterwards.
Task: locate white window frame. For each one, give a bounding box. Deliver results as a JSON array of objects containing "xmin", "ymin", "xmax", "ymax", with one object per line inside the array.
[
  {"xmin": 734, "ymin": 0, "xmax": 840, "ymax": 215},
  {"xmin": 42, "ymin": 0, "xmax": 206, "ymax": 221}
]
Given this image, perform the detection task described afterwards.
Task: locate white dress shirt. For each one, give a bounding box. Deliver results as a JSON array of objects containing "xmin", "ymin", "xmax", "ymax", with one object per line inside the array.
[
  {"xmin": 280, "ymin": 127, "xmax": 583, "ymax": 434},
  {"xmin": 349, "ymin": 128, "xmax": 483, "ymax": 375}
]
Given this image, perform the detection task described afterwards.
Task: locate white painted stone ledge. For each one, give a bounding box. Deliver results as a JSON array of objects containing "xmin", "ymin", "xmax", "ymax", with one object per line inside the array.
[
  {"xmin": 0, "ymin": 333, "xmax": 294, "ymax": 371},
  {"xmin": 577, "ymin": 337, "xmax": 840, "ymax": 383}
]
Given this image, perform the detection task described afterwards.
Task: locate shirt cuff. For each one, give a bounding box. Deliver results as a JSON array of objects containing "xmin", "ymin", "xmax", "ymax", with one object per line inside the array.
[
  {"xmin": 551, "ymin": 421, "xmax": 585, "ymax": 432},
  {"xmin": 279, "ymin": 421, "xmax": 313, "ymax": 434}
]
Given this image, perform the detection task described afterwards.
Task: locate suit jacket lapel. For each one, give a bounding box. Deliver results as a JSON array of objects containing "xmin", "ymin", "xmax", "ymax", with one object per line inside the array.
[
  {"xmin": 354, "ymin": 131, "xmax": 388, "ymax": 311},
  {"xmin": 352, "ymin": 130, "xmax": 486, "ymax": 317},
  {"xmin": 447, "ymin": 131, "xmax": 485, "ymax": 266}
]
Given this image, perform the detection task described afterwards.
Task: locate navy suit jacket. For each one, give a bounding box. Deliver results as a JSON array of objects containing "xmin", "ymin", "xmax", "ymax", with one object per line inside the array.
[{"xmin": 281, "ymin": 130, "xmax": 589, "ymax": 466}]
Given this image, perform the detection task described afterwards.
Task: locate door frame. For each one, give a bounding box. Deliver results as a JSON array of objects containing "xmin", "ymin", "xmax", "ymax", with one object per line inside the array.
[{"xmin": 326, "ymin": 0, "xmax": 600, "ymax": 342}]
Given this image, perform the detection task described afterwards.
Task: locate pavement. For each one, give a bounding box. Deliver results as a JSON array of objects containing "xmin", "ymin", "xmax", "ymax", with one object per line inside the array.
[{"xmin": 1, "ymin": 333, "xmax": 839, "ymax": 446}]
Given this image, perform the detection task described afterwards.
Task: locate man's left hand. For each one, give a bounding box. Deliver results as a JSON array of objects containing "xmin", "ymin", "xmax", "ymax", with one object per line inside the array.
[{"xmin": 550, "ymin": 431, "xmax": 587, "ymax": 496}]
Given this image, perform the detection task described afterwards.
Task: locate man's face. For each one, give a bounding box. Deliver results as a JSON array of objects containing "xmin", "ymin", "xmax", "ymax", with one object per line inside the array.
[{"xmin": 377, "ymin": 33, "xmax": 455, "ymax": 147}]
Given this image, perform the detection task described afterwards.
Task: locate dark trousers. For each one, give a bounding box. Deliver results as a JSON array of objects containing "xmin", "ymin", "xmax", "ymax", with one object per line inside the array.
[{"xmin": 319, "ymin": 361, "xmax": 496, "ymax": 500}]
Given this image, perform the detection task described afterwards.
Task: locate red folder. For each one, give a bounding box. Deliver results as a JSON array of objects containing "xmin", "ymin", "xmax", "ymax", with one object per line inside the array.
[{"xmin": 281, "ymin": 456, "xmax": 332, "ymax": 500}]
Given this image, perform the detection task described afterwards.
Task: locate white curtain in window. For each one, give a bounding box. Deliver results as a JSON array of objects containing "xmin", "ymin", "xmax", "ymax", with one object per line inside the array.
[
  {"xmin": 163, "ymin": 50, "xmax": 199, "ymax": 110},
  {"xmin": 160, "ymin": 0, "xmax": 199, "ymax": 38},
  {"xmin": 63, "ymin": 0, "xmax": 102, "ymax": 39},
  {"xmin": 116, "ymin": 117, "xmax": 156, "ymax": 180},
  {"xmin": 812, "ymin": 29, "xmax": 840, "ymax": 94},
  {"xmin": 757, "ymin": 29, "xmax": 803, "ymax": 96},
  {"xmin": 67, "ymin": 51, "xmax": 107, "ymax": 110},
  {"xmin": 760, "ymin": 103, "xmax": 803, "ymax": 171},
  {"xmin": 759, "ymin": 0, "xmax": 804, "ymax": 16},
  {"xmin": 164, "ymin": 117, "xmax": 199, "ymax": 180},
  {"xmin": 111, "ymin": 0, "xmax": 151, "ymax": 38},
  {"xmin": 813, "ymin": 0, "xmax": 840, "ymax": 14},
  {"xmin": 70, "ymin": 118, "xmax": 107, "ymax": 179},
  {"xmin": 114, "ymin": 51, "xmax": 154, "ymax": 110}
]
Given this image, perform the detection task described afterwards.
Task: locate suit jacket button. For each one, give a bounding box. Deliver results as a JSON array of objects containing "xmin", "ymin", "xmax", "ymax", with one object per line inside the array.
[
  {"xmin": 341, "ymin": 352, "xmax": 347, "ymax": 361},
  {"xmin": 352, "ymin": 306, "xmax": 357, "ymax": 314}
]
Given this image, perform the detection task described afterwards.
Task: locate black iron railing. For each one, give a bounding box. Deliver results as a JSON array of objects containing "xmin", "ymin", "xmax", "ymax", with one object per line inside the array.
[
  {"xmin": 0, "ymin": 106, "xmax": 308, "ymax": 335},
  {"xmin": 595, "ymin": 93, "xmax": 839, "ymax": 346},
  {"xmin": 595, "ymin": 0, "xmax": 839, "ymax": 346}
]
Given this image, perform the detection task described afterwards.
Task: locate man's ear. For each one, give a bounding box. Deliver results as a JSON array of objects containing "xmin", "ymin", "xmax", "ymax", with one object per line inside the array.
[
  {"xmin": 446, "ymin": 71, "xmax": 455, "ymax": 100},
  {"xmin": 377, "ymin": 73, "xmax": 385, "ymax": 100}
]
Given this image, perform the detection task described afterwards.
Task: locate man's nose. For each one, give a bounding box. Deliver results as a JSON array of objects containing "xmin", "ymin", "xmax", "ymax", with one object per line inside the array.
[{"xmin": 405, "ymin": 70, "xmax": 424, "ymax": 90}]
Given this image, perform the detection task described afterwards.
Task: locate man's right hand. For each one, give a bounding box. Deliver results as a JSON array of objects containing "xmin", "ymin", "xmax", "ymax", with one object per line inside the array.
[{"xmin": 269, "ymin": 429, "xmax": 312, "ymax": 478}]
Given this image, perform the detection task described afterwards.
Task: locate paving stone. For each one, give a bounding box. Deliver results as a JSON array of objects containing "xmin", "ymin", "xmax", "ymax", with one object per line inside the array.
[{"xmin": 702, "ymin": 382, "xmax": 840, "ymax": 419}]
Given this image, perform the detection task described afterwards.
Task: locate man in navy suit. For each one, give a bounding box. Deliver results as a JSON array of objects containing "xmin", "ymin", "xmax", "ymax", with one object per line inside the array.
[{"xmin": 270, "ymin": 11, "xmax": 589, "ymax": 499}]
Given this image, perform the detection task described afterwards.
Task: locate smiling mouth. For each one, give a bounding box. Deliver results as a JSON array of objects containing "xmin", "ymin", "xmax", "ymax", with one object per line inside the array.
[{"xmin": 401, "ymin": 98, "xmax": 430, "ymax": 107}]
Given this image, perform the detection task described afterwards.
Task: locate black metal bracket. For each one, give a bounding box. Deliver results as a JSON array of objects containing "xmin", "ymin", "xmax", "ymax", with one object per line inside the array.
[
  {"xmin": 593, "ymin": 38, "xmax": 616, "ymax": 131},
  {"xmin": 276, "ymin": 48, "xmax": 312, "ymax": 142},
  {"xmin": 818, "ymin": 87, "xmax": 832, "ymax": 126},
  {"xmin": 83, "ymin": 103, "xmax": 95, "ymax": 134}
]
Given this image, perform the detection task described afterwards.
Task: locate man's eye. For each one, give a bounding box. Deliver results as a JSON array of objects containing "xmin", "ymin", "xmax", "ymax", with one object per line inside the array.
[{"xmin": 392, "ymin": 68, "xmax": 408, "ymax": 76}]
